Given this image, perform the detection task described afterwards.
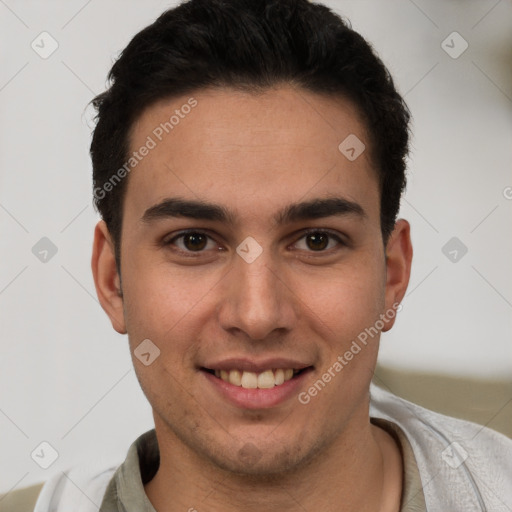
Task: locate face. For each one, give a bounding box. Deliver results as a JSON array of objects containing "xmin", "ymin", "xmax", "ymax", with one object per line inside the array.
[{"xmin": 92, "ymin": 85, "xmax": 411, "ymax": 475}]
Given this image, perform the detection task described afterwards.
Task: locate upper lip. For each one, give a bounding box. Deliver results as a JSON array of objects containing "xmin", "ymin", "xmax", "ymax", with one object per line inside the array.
[{"xmin": 201, "ymin": 357, "xmax": 313, "ymax": 373}]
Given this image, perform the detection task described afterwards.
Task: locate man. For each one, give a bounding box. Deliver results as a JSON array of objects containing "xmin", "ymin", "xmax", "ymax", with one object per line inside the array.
[{"xmin": 6, "ymin": 0, "xmax": 511, "ymax": 510}]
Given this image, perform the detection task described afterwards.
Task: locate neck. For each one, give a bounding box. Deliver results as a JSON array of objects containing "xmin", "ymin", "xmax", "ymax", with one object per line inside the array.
[{"xmin": 144, "ymin": 412, "xmax": 402, "ymax": 512}]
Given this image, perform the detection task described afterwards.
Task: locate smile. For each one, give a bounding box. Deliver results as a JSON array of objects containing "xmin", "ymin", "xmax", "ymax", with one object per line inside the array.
[
  {"xmin": 207, "ymin": 368, "xmax": 304, "ymax": 388},
  {"xmin": 200, "ymin": 362, "xmax": 314, "ymax": 409}
]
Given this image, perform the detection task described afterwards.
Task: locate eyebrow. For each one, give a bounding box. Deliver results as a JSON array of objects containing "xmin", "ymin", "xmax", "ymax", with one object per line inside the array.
[{"xmin": 141, "ymin": 196, "xmax": 366, "ymax": 226}]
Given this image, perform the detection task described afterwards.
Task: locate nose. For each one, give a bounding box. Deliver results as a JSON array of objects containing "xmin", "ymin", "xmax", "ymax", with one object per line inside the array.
[{"xmin": 216, "ymin": 251, "xmax": 297, "ymax": 341}]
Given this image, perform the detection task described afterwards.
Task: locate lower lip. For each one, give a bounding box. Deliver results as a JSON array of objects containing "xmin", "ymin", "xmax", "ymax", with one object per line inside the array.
[{"xmin": 201, "ymin": 369, "xmax": 313, "ymax": 410}]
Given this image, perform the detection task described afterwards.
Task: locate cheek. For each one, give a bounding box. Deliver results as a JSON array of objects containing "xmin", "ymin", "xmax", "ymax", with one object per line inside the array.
[
  {"xmin": 296, "ymin": 256, "xmax": 385, "ymax": 338},
  {"xmin": 121, "ymin": 254, "xmax": 227, "ymax": 383},
  {"xmin": 121, "ymin": 254, "xmax": 211, "ymax": 336},
  {"xmin": 123, "ymin": 264, "xmax": 204, "ymax": 404}
]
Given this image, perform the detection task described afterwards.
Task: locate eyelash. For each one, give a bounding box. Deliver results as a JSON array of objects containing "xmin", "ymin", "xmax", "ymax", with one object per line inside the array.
[{"xmin": 163, "ymin": 228, "xmax": 346, "ymax": 256}]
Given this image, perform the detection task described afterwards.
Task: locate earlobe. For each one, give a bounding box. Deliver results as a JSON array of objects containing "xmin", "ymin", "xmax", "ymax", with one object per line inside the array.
[
  {"xmin": 91, "ymin": 220, "xmax": 127, "ymax": 334},
  {"xmin": 382, "ymin": 219, "xmax": 413, "ymax": 332}
]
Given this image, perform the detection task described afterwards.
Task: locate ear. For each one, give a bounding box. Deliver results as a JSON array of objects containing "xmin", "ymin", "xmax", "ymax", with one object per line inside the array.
[
  {"xmin": 382, "ymin": 219, "xmax": 412, "ymax": 332},
  {"xmin": 91, "ymin": 220, "xmax": 127, "ymax": 334}
]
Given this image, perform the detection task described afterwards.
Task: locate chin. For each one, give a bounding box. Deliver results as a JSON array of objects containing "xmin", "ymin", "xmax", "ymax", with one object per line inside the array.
[
  {"xmin": 200, "ymin": 432, "xmax": 327, "ymax": 479},
  {"xmin": 209, "ymin": 449, "xmax": 302, "ymax": 477}
]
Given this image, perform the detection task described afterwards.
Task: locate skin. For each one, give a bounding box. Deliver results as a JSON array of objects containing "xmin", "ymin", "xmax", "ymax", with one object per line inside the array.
[{"xmin": 92, "ymin": 85, "xmax": 412, "ymax": 511}]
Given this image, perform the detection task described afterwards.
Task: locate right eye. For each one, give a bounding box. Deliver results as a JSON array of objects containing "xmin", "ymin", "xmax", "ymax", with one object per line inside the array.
[{"xmin": 163, "ymin": 230, "xmax": 221, "ymax": 255}]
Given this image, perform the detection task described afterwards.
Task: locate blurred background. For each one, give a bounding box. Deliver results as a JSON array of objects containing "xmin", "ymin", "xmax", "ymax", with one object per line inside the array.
[{"xmin": 1, "ymin": 0, "xmax": 511, "ymax": 494}]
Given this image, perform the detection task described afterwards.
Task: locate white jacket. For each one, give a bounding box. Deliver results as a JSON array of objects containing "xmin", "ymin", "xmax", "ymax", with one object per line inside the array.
[{"xmin": 34, "ymin": 384, "xmax": 512, "ymax": 511}]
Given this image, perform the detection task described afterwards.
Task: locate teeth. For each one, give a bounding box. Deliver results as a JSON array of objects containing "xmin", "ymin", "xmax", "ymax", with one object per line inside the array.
[
  {"xmin": 214, "ymin": 368, "xmax": 300, "ymax": 388},
  {"xmin": 257, "ymin": 370, "xmax": 275, "ymax": 389},
  {"xmin": 228, "ymin": 369, "xmax": 242, "ymax": 386},
  {"xmin": 241, "ymin": 371, "xmax": 258, "ymax": 388},
  {"xmin": 274, "ymin": 368, "xmax": 285, "ymax": 386}
]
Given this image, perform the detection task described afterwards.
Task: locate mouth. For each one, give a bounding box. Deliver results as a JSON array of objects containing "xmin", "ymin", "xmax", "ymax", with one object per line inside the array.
[
  {"xmin": 199, "ymin": 358, "xmax": 315, "ymax": 409},
  {"xmin": 201, "ymin": 367, "xmax": 313, "ymax": 389}
]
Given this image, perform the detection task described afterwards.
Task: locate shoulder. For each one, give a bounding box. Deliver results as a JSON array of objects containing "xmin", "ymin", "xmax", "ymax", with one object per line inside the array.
[
  {"xmin": 0, "ymin": 482, "xmax": 44, "ymax": 512},
  {"xmin": 3, "ymin": 462, "xmax": 119, "ymax": 512},
  {"xmin": 33, "ymin": 464, "xmax": 117, "ymax": 512},
  {"xmin": 370, "ymin": 382, "xmax": 512, "ymax": 451},
  {"xmin": 370, "ymin": 383, "xmax": 512, "ymax": 510}
]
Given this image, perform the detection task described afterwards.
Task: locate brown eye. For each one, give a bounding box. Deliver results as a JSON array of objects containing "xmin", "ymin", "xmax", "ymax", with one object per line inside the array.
[
  {"xmin": 293, "ymin": 230, "xmax": 344, "ymax": 253},
  {"xmin": 305, "ymin": 232, "xmax": 329, "ymax": 251},
  {"xmin": 165, "ymin": 231, "xmax": 217, "ymax": 253},
  {"xmin": 182, "ymin": 232, "xmax": 208, "ymax": 251}
]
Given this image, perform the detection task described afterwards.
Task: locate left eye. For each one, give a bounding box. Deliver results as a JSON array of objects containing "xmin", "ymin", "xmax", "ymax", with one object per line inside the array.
[{"xmin": 293, "ymin": 231, "xmax": 343, "ymax": 252}]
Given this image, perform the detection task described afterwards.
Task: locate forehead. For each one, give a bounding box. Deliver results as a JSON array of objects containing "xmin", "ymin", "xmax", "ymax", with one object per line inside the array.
[{"xmin": 124, "ymin": 85, "xmax": 379, "ymax": 225}]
